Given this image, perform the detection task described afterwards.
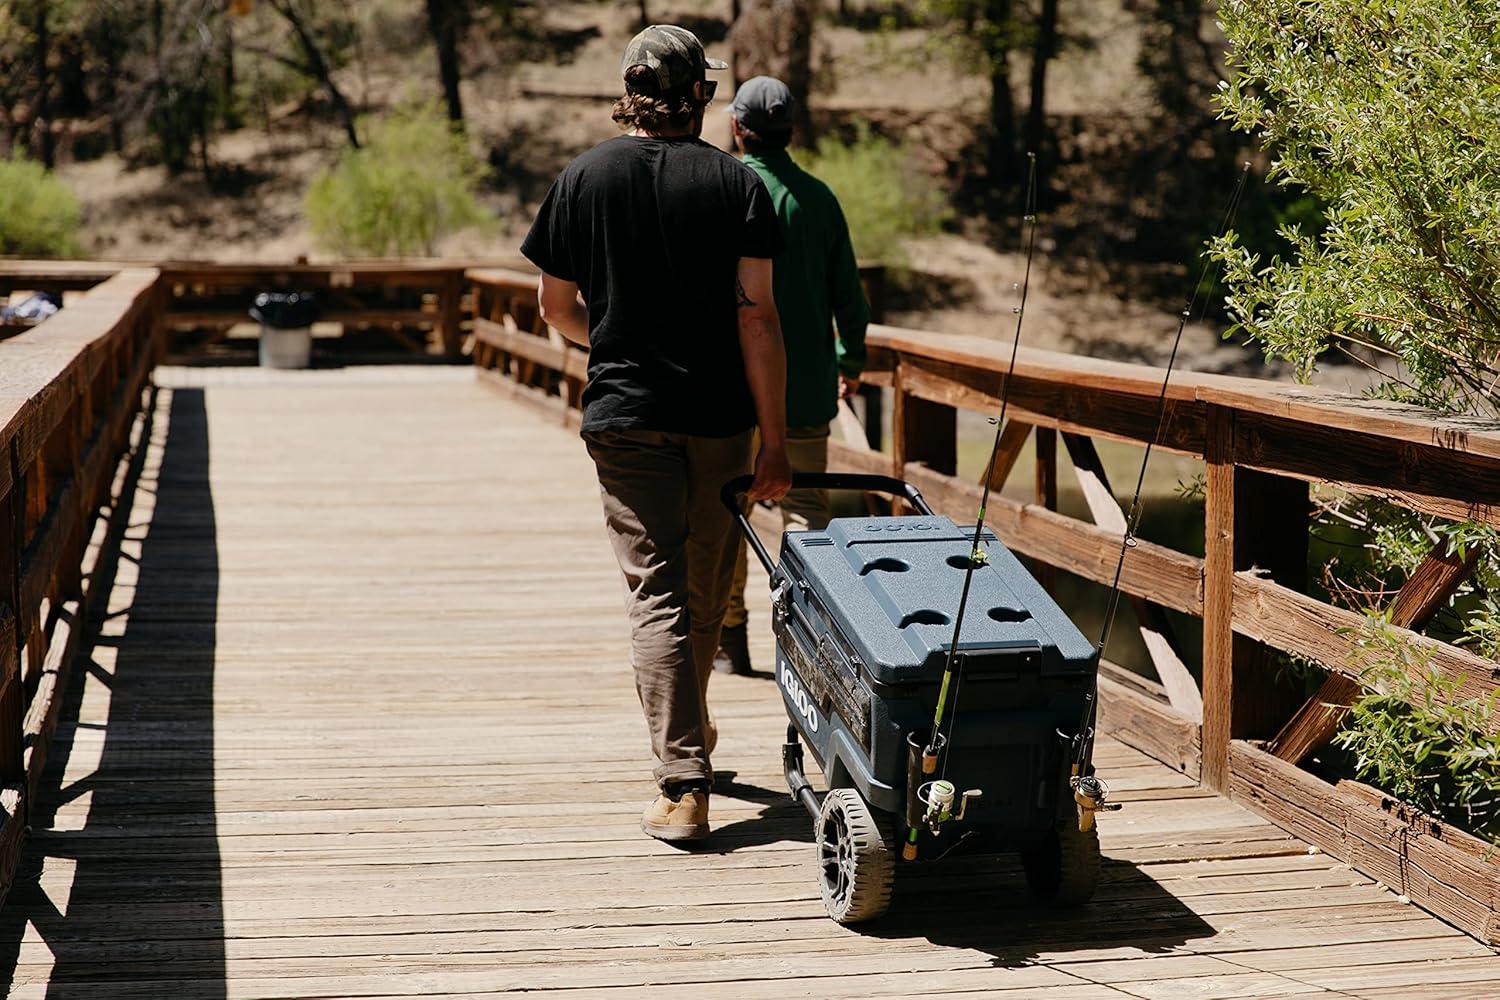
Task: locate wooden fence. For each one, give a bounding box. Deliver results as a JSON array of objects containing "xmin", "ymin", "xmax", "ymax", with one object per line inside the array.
[
  {"xmin": 470, "ymin": 267, "xmax": 1500, "ymax": 945},
  {"xmin": 0, "ymin": 268, "xmax": 163, "ymax": 889}
]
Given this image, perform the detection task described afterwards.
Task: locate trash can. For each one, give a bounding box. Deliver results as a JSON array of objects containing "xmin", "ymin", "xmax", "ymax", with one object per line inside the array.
[{"xmin": 250, "ymin": 292, "xmax": 317, "ymax": 369}]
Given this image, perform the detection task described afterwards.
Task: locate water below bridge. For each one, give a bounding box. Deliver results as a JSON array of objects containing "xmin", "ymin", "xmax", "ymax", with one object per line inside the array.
[{"xmin": 0, "ymin": 366, "xmax": 1492, "ymax": 998}]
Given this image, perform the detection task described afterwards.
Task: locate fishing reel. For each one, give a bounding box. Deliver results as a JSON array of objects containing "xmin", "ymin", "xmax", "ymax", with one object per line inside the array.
[
  {"xmin": 918, "ymin": 780, "xmax": 983, "ymax": 834},
  {"xmin": 1070, "ymin": 771, "xmax": 1121, "ymax": 832}
]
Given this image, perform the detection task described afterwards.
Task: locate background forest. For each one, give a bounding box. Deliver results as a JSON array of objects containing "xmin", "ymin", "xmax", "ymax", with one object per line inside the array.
[{"xmin": 0, "ymin": 0, "xmax": 1311, "ymax": 375}]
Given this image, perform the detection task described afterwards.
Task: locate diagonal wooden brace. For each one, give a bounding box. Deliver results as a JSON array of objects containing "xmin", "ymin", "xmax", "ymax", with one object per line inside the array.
[
  {"xmin": 1062, "ymin": 433, "xmax": 1203, "ymax": 722},
  {"xmin": 1267, "ymin": 540, "xmax": 1480, "ymax": 765}
]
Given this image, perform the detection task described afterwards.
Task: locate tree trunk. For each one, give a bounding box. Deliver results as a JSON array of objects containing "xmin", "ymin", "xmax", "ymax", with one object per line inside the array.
[
  {"xmin": 273, "ymin": 0, "xmax": 361, "ymax": 147},
  {"xmin": 425, "ymin": 0, "xmax": 465, "ymax": 125},
  {"xmin": 985, "ymin": 0, "xmax": 1016, "ymax": 192},
  {"xmin": 222, "ymin": 16, "xmax": 242, "ymax": 130},
  {"xmin": 730, "ymin": 0, "xmax": 741, "ymax": 86},
  {"xmin": 1024, "ymin": 0, "xmax": 1059, "ymax": 160},
  {"xmin": 101, "ymin": 32, "xmax": 124, "ymax": 151},
  {"xmin": 57, "ymin": 34, "xmax": 89, "ymax": 116},
  {"xmin": 638, "ymin": 0, "xmax": 650, "ymax": 29},
  {"xmin": 785, "ymin": 0, "xmax": 814, "ymax": 145},
  {"xmin": 33, "ymin": 0, "xmax": 54, "ymax": 167},
  {"xmin": 730, "ymin": 0, "xmax": 816, "ymax": 145}
]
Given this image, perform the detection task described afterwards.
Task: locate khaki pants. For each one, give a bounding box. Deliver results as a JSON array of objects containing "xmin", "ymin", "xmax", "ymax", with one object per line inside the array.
[
  {"xmin": 583, "ymin": 427, "xmax": 753, "ymax": 790},
  {"xmin": 724, "ymin": 423, "xmax": 831, "ymax": 630}
]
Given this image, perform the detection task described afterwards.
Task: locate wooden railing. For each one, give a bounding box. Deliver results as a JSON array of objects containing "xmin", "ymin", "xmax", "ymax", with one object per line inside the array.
[
  {"xmin": 3, "ymin": 260, "xmax": 481, "ymax": 358},
  {"xmin": 159, "ymin": 262, "xmax": 470, "ymax": 358},
  {"xmin": 469, "ymin": 267, "xmax": 1500, "ymax": 945},
  {"xmin": 0, "ymin": 268, "xmax": 163, "ymax": 894}
]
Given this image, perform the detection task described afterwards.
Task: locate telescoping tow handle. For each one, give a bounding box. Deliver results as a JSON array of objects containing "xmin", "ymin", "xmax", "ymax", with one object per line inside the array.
[{"xmin": 720, "ymin": 472, "xmax": 936, "ymax": 578}]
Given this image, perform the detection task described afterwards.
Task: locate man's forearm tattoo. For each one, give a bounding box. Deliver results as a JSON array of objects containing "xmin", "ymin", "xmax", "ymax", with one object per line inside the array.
[{"xmin": 736, "ymin": 278, "xmax": 757, "ymax": 308}]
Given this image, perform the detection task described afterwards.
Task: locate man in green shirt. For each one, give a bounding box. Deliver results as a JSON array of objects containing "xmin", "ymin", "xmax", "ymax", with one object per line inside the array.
[{"xmin": 715, "ymin": 76, "xmax": 871, "ymax": 675}]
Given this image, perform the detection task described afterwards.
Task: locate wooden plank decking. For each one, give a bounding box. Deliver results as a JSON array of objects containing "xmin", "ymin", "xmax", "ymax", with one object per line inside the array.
[{"xmin": 0, "ymin": 366, "xmax": 1494, "ymax": 998}]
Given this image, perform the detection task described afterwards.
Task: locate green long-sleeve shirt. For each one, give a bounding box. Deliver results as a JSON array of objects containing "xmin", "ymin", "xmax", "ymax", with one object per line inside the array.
[{"xmin": 742, "ymin": 148, "xmax": 870, "ymax": 428}]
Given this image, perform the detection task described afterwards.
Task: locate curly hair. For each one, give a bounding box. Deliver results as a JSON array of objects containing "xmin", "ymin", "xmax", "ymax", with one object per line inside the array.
[{"xmin": 612, "ymin": 65, "xmax": 702, "ymax": 133}]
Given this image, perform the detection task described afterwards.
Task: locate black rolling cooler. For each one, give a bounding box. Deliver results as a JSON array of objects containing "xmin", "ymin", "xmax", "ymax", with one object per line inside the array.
[{"xmin": 724, "ymin": 473, "xmax": 1103, "ymax": 923}]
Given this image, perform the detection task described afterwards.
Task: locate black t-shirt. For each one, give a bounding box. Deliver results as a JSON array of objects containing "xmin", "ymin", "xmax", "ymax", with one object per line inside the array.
[{"xmin": 520, "ymin": 134, "xmax": 783, "ymax": 437}]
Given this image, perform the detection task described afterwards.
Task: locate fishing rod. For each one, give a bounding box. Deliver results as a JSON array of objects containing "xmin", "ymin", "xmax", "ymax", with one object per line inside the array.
[
  {"xmin": 1068, "ymin": 162, "xmax": 1254, "ymax": 830},
  {"xmin": 904, "ymin": 154, "xmax": 1040, "ymax": 856}
]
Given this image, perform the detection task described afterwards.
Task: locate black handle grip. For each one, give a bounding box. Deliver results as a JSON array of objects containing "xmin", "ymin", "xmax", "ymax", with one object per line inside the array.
[{"xmin": 719, "ymin": 473, "xmax": 938, "ymax": 578}]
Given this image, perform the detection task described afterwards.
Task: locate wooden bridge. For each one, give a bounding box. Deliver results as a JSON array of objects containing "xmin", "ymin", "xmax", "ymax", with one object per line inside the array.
[{"xmin": 0, "ymin": 263, "xmax": 1496, "ymax": 996}]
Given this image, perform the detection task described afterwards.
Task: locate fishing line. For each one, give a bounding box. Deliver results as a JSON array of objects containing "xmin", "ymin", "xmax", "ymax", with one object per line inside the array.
[
  {"xmin": 928, "ymin": 153, "xmax": 1041, "ymax": 783},
  {"xmin": 1072, "ymin": 162, "xmax": 1253, "ymax": 777}
]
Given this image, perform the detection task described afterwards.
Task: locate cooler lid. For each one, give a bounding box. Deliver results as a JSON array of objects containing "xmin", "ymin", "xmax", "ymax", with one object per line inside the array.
[{"xmin": 783, "ymin": 515, "xmax": 1097, "ymax": 682}]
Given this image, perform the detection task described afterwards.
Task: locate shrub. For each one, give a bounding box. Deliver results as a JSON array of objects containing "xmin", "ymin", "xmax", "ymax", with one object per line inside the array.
[
  {"xmin": 795, "ymin": 123, "xmax": 950, "ymax": 264},
  {"xmin": 1211, "ymin": 1, "xmax": 1500, "ymax": 841},
  {"xmin": 306, "ymin": 102, "xmax": 489, "ymax": 256},
  {"xmin": 1211, "ymin": 1, "xmax": 1500, "ymax": 418},
  {"xmin": 1335, "ymin": 622, "xmax": 1500, "ymax": 843},
  {"xmin": 0, "ymin": 157, "xmax": 82, "ymax": 258}
]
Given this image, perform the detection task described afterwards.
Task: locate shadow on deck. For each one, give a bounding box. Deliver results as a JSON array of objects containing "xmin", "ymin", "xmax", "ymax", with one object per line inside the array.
[{"xmin": 0, "ymin": 387, "xmax": 225, "ymax": 995}]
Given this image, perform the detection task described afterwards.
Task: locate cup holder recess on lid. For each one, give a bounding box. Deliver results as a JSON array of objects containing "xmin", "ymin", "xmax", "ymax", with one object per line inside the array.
[
  {"xmin": 898, "ymin": 609, "xmax": 951, "ymax": 628},
  {"xmin": 988, "ymin": 606, "xmax": 1033, "ymax": 623},
  {"xmin": 946, "ymin": 554, "xmax": 986, "ymax": 571},
  {"xmin": 859, "ymin": 557, "xmax": 910, "ymax": 575}
]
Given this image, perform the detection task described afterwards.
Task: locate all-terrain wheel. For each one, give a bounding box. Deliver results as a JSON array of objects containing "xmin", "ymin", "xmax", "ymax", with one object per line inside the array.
[
  {"xmin": 815, "ymin": 788, "xmax": 894, "ymax": 923},
  {"xmin": 1022, "ymin": 810, "xmax": 1101, "ymax": 905}
]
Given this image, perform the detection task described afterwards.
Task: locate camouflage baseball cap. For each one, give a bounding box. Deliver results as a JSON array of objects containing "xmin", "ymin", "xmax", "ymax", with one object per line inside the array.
[{"xmin": 621, "ymin": 24, "xmax": 727, "ymax": 92}]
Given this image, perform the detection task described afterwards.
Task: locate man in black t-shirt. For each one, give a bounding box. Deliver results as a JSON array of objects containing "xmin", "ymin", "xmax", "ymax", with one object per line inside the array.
[{"xmin": 521, "ymin": 24, "xmax": 792, "ymax": 843}]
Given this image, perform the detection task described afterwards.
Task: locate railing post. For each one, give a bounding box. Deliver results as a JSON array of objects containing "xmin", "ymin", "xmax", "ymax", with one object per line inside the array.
[
  {"xmin": 1202, "ymin": 406, "xmax": 1235, "ymax": 790},
  {"xmin": 859, "ymin": 264, "xmax": 886, "ymax": 454},
  {"xmin": 893, "ymin": 366, "xmax": 957, "ymax": 479},
  {"xmin": 439, "ymin": 270, "xmax": 463, "ymax": 359},
  {"xmin": 857, "ymin": 384, "xmax": 883, "ymax": 452}
]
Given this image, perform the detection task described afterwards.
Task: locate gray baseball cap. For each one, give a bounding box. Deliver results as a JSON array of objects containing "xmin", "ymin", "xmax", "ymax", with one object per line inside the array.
[
  {"xmin": 727, "ymin": 76, "xmax": 796, "ymax": 133},
  {"xmin": 621, "ymin": 25, "xmax": 727, "ymax": 92}
]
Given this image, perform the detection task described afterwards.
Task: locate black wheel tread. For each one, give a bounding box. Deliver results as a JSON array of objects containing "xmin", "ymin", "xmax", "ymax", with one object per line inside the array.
[{"xmin": 816, "ymin": 789, "xmax": 894, "ymax": 923}]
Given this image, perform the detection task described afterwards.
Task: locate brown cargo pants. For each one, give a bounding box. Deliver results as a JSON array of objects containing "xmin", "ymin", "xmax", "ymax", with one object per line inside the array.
[{"xmin": 583, "ymin": 427, "xmax": 753, "ymax": 790}]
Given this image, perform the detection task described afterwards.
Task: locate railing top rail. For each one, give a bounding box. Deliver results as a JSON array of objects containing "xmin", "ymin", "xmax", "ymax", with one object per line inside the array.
[
  {"xmin": 0, "ymin": 268, "xmax": 160, "ymax": 461},
  {"xmin": 159, "ymin": 261, "xmax": 468, "ymax": 280},
  {"xmin": 868, "ymin": 323, "xmax": 1216, "ymax": 401},
  {"xmin": 865, "ymin": 323, "xmax": 1500, "ymax": 462},
  {"xmin": 0, "ymin": 258, "xmax": 129, "ymax": 278},
  {"xmin": 469, "ymin": 261, "xmax": 1500, "ymax": 465},
  {"xmin": 467, "ymin": 266, "xmax": 544, "ymax": 287}
]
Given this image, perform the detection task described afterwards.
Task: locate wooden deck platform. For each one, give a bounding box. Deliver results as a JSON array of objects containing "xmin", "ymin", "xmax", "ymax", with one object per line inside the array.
[{"xmin": 1, "ymin": 366, "xmax": 1494, "ymax": 998}]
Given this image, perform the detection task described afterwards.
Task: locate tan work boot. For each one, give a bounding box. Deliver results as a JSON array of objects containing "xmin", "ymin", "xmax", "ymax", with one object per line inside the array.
[{"xmin": 641, "ymin": 785, "xmax": 710, "ymax": 842}]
